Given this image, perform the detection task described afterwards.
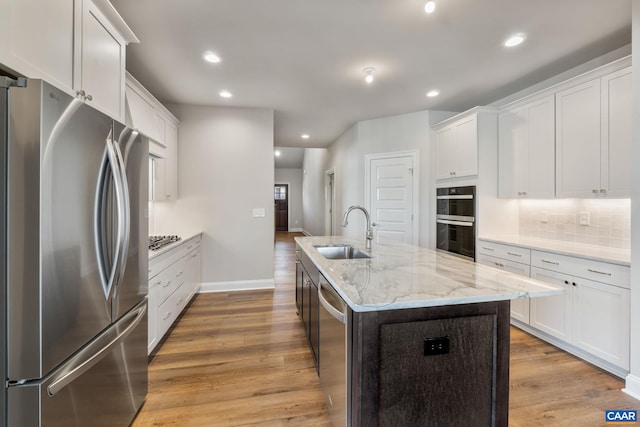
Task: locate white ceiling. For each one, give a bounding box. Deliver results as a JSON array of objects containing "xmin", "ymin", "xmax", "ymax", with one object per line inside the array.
[
  {"xmin": 274, "ymin": 147, "xmax": 305, "ymax": 169},
  {"xmin": 112, "ymin": 0, "xmax": 631, "ymax": 149}
]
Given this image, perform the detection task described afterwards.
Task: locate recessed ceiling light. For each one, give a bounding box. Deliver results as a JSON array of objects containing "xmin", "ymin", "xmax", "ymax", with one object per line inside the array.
[
  {"xmin": 504, "ymin": 33, "xmax": 526, "ymax": 48},
  {"xmin": 301, "ymin": 134, "xmax": 310, "ymax": 139},
  {"xmin": 363, "ymin": 67, "xmax": 375, "ymax": 84},
  {"xmin": 203, "ymin": 51, "xmax": 221, "ymax": 63},
  {"xmin": 426, "ymin": 90, "xmax": 440, "ymax": 98},
  {"xmin": 219, "ymin": 90, "xmax": 233, "ymax": 98},
  {"xmin": 275, "ymin": 150, "xmax": 281, "ymax": 157},
  {"xmin": 424, "ymin": 1, "xmax": 436, "ymax": 14}
]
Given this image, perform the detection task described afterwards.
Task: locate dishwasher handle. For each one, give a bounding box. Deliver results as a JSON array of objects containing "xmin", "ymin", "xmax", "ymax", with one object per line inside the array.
[{"xmin": 318, "ymin": 280, "xmax": 346, "ymax": 324}]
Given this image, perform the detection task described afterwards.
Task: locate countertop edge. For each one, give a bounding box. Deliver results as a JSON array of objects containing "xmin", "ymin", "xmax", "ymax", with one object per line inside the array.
[
  {"xmin": 478, "ymin": 235, "xmax": 630, "ymax": 267},
  {"xmin": 148, "ymin": 231, "xmax": 203, "ymax": 260}
]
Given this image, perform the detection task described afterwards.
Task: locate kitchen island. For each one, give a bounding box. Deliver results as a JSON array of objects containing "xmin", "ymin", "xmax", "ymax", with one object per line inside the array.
[{"xmin": 295, "ymin": 236, "xmax": 563, "ymax": 427}]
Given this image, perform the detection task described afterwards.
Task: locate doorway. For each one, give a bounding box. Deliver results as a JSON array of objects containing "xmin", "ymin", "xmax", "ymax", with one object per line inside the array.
[
  {"xmin": 365, "ymin": 151, "xmax": 418, "ymax": 244},
  {"xmin": 274, "ymin": 184, "xmax": 289, "ymax": 231},
  {"xmin": 324, "ymin": 170, "xmax": 335, "ymax": 235}
]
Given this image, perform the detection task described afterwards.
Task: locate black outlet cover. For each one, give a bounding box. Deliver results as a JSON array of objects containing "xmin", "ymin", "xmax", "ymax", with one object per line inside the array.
[{"xmin": 424, "ymin": 336, "xmax": 450, "ymax": 356}]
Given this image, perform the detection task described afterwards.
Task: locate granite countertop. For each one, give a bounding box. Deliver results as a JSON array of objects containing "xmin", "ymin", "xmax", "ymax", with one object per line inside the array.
[
  {"xmin": 295, "ymin": 236, "xmax": 564, "ymax": 313},
  {"xmin": 148, "ymin": 231, "xmax": 202, "ymax": 260},
  {"xmin": 478, "ymin": 235, "xmax": 630, "ymax": 266}
]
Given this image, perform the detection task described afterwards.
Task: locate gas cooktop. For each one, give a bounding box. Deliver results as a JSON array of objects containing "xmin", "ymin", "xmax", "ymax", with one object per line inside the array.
[{"xmin": 148, "ymin": 235, "xmax": 182, "ymax": 251}]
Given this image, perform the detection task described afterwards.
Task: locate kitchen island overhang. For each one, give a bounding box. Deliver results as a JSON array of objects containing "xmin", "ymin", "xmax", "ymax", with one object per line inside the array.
[{"xmin": 295, "ymin": 236, "xmax": 564, "ymax": 427}]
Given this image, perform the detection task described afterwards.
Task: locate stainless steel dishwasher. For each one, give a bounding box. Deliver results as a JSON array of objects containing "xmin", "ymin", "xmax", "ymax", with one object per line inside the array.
[{"xmin": 318, "ymin": 274, "xmax": 348, "ymax": 427}]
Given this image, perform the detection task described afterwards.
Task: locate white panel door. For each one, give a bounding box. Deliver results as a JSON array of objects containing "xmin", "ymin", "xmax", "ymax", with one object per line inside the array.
[
  {"xmin": 525, "ymin": 95, "xmax": 556, "ymax": 198},
  {"xmin": 498, "ymin": 107, "xmax": 526, "ymax": 198},
  {"xmin": 435, "ymin": 126, "xmax": 456, "ymax": 180},
  {"xmin": 529, "ymin": 267, "xmax": 573, "ymax": 342},
  {"xmin": 369, "ymin": 156, "xmax": 414, "ymax": 244}
]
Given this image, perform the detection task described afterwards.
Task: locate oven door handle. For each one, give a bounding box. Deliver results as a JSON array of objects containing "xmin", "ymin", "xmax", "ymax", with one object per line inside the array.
[
  {"xmin": 436, "ymin": 195, "xmax": 474, "ymax": 200},
  {"xmin": 436, "ymin": 219, "xmax": 474, "ymax": 227}
]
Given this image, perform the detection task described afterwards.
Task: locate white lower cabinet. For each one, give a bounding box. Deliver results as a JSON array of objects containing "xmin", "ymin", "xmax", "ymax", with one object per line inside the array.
[
  {"xmin": 147, "ymin": 234, "xmax": 202, "ymax": 354},
  {"xmin": 572, "ymin": 276, "xmax": 629, "ymax": 369},
  {"xmin": 477, "ymin": 242, "xmax": 531, "ymax": 323},
  {"xmin": 477, "ymin": 238, "xmax": 630, "ymax": 375},
  {"xmin": 529, "ymin": 267, "xmax": 574, "ymax": 342}
]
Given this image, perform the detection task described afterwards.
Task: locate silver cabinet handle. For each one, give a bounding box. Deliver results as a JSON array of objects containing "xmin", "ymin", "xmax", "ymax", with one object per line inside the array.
[
  {"xmin": 592, "ymin": 189, "xmax": 598, "ymax": 194},
  {"xmin": 494, "ymin": 262, "xmax": 504, "ymax": 268},
  {"xmin": 507, "ymin": 252, "xmax": 522, "ymax": 257},
  {"xmin": 587, "ymin": 268, "xmax": 612, "ymax": 276},
  {"xmin": 163, "ymin": 281, "xmax": 171, "ymax": 288},
  {"xmin": 481, "ymin": 246, "xmax": 495, "ymax": 251},
  {"xmin": 541, "ymin": 259, "xmax": 559, "ymax": 265},
  {"xmin": 600, "ymin": 189, "xmax": 607, "ymax": 194},
  {"xmin": 162, "ymin": 311, "xmax": 172, "ymax": 321}
]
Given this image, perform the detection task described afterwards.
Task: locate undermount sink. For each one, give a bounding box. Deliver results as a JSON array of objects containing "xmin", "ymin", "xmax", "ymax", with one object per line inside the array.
[{"xmin": 314, "ymin": 244, "xmax": 372, "ymax": 260}]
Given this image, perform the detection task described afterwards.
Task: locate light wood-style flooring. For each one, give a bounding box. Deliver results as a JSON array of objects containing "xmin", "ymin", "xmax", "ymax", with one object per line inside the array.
[{"xmin": 133, "ymin": 232, "xmax": 638, "ymax": 426}]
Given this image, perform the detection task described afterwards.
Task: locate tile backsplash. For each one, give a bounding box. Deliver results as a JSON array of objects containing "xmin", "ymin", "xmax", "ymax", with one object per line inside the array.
[{"xmin": 519, "ymin": 199, "xmax": 631, "ymax": 249}]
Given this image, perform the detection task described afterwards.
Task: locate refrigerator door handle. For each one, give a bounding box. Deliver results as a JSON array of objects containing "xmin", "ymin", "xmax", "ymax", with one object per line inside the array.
[
  {"xmin": 111, "ymin": 134, "xmax": 130, "ymax": 301},
  {"xmin": 46, "ymin": 301, "xmax": 147, "ymax": 397}
]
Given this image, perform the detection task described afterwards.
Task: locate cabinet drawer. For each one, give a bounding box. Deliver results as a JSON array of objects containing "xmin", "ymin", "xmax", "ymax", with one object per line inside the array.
[
  {"xmin": 157, "ymin": 283, "xmax": 188, "ymax": 339},
  {"xmin": 183, "ymin": 235, "xmax": 202, "ymax": 254},
  {"xmin": 477, "ymin": 254, "xmax": 531, "ymax": 277},
  {"xmin": 531, "ymin": 250, "xmax": 629, "ymax": 289},
  {"xmin": 477, "ymin": 241, "xmax": 531, "ymax": 265},
  {"xmin": 149, "ymin": 243, "xmax": 188, "ymax": 279},
  {"xmin": 158, "ymin": 258, "xmax": 187, "ymax": 306}
]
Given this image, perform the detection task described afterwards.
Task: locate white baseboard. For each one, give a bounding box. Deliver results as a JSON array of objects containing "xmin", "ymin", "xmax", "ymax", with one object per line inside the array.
[
  {"xmin": 289, "ymin": 227, "xmax": 305, "ymax": 233},
  {"xmin": 301, "ymin": 228, "xmax": 312, "ymax": 236},
  {"xmin": 624, "ymin": 374, "xmax": 640, "ymax": 401},
  {"xmin": 198, "ymin": 279, "xmax": 275, "ymax": 293}
]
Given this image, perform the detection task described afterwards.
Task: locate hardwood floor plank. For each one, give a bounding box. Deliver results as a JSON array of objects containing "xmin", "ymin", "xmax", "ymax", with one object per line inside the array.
[{"xmin": 133, "ymin": 231, "xmax": 638, "ymax": 426}]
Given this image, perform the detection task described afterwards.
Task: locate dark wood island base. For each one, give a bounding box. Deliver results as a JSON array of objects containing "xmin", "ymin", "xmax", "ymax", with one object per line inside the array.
[{"xmin": 348, "ymin": 300, "xmax": 511, "ymax": 427}]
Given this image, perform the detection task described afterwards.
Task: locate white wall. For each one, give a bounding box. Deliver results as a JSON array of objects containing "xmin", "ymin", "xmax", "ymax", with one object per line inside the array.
[
  {"xmin": 301, "ymin": 148, "xmax": 330, "ymax": 236},
  {"xmin": 274, "ymin": 168, "xmax": 303, "ymax": 231},
  {"xmin": 625, "ymin": 0, "xmax": 640, "ymax": 399},
  {"xmin": 154, "ymin": 104, "xmax": 275, "ymax": 291},
  {"xmin": 303, "ymin": 110, "xmax": 439, "ymax": 247}
]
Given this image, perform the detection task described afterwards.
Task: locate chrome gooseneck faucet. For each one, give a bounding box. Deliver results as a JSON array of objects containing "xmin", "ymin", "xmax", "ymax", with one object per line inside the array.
[{"xmin": 342, "ymin": 205, "xmax": 373, "ymax": 250}]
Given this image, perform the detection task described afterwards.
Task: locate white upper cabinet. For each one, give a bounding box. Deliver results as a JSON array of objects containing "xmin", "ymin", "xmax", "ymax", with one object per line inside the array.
[
  {"xmin": 555, "ymin": 79, "xmax": 602, "ymax": 198},
  {"xmin": 0, "ymin": 0, "xmax": 75, "ymax": 91},
  {"xmin": 74, "ymin": 0, "xmax": 138, "ymax": 121},
  {"xmin": 434, "ymin": 113, "xmax": 479, "ymax": 180},
  {"xmin": 555, "ymin": 66, "xmax": 632, "ymax": 198},
  {"xmin": 0, "ymin": 0, "xmax": 137, "ymax": 121},
  {"xmin": 498, "ymin": 95, "xmax": 555, "ymax": 198},
  {"xmin": 601, "ymin": 67, "xmax": 632, "ymax": 198}
]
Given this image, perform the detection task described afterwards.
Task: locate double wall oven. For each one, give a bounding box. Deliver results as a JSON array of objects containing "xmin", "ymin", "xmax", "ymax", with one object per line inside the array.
[{"xmin": 436, "ymin": 185, "xmax": 476, "ymax": 260}]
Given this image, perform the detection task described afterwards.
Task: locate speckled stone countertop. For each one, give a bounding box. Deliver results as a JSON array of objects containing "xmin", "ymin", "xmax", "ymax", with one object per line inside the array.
[{"xmin": 295, "ymin": 236, "xmax": 564, "ymax": 313}]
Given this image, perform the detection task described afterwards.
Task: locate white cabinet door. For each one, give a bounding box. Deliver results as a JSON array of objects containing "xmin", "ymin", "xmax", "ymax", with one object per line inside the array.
[
  {"xmin": 77, "ymin": 0, "xmax": 127, "ymax": 121},
  {"xmin": 601, "ymin": 67, "xmax": 632, "ymax": 198},
  {"xmin": 525, "ymin": 96, "xmax": 555, "ymax": 198},
  {"xmin": 0, "ymin": 0, "xmax": 74, "ymax": 91},
  {"xmin": 435, "ymin": 114, "xmax": 478, "ymax": 179},
  {"xmin": 164, "ymin": 120, "xmax": 179, "ymax": 200},
  {"xmin": 573, "ymin": 278, "xmax": 630, "ymax": 369},
  {"xmin": 529, "ymin": 267, "xmax": 573, "ymax": 342},
  {"xmin": 477, "ymin": 254, "xmax": 530, "ymax": 323},
  {"xmin": 435, "ymin": 126, "xmax": 456, "ymax": 180},
  {"xmin": 125, "ymin": 82, "xmax": 161, "ymax": 141},
  {"xmin": 498, "ymin": 107, "xmax": 526, "ymax": 198},
  {"xmin": 555, "ymin": 79, "xmax": 601, "ymax": 198},
  {"xmin": 454, "ymin": 115, "xmax": 478, "ymax": 177}
]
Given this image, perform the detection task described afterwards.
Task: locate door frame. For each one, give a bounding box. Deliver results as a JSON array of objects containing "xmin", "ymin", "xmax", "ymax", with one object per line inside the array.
[
  {"xmin": 364, "ymin": 150, "xmax": 419, "ymax": 244},
  {"xmin": 274, "ymin": 182, "xmax": 290, "ymax": 232},
  {"xmin": 324, "ymin": 169, "xmax": 336, "ymax": 236}
]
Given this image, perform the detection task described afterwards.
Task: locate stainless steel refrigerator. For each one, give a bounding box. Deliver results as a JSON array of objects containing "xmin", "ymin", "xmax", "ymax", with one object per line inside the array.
[{"xmin": 1, "ymin": 78, "xmax": 149, "ymax": 426}]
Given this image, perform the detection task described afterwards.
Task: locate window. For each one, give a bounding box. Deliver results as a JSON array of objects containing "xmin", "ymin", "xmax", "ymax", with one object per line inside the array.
[{"xmin": 274, "ymin": 185, "xmax": 287, "ymax": 200}]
